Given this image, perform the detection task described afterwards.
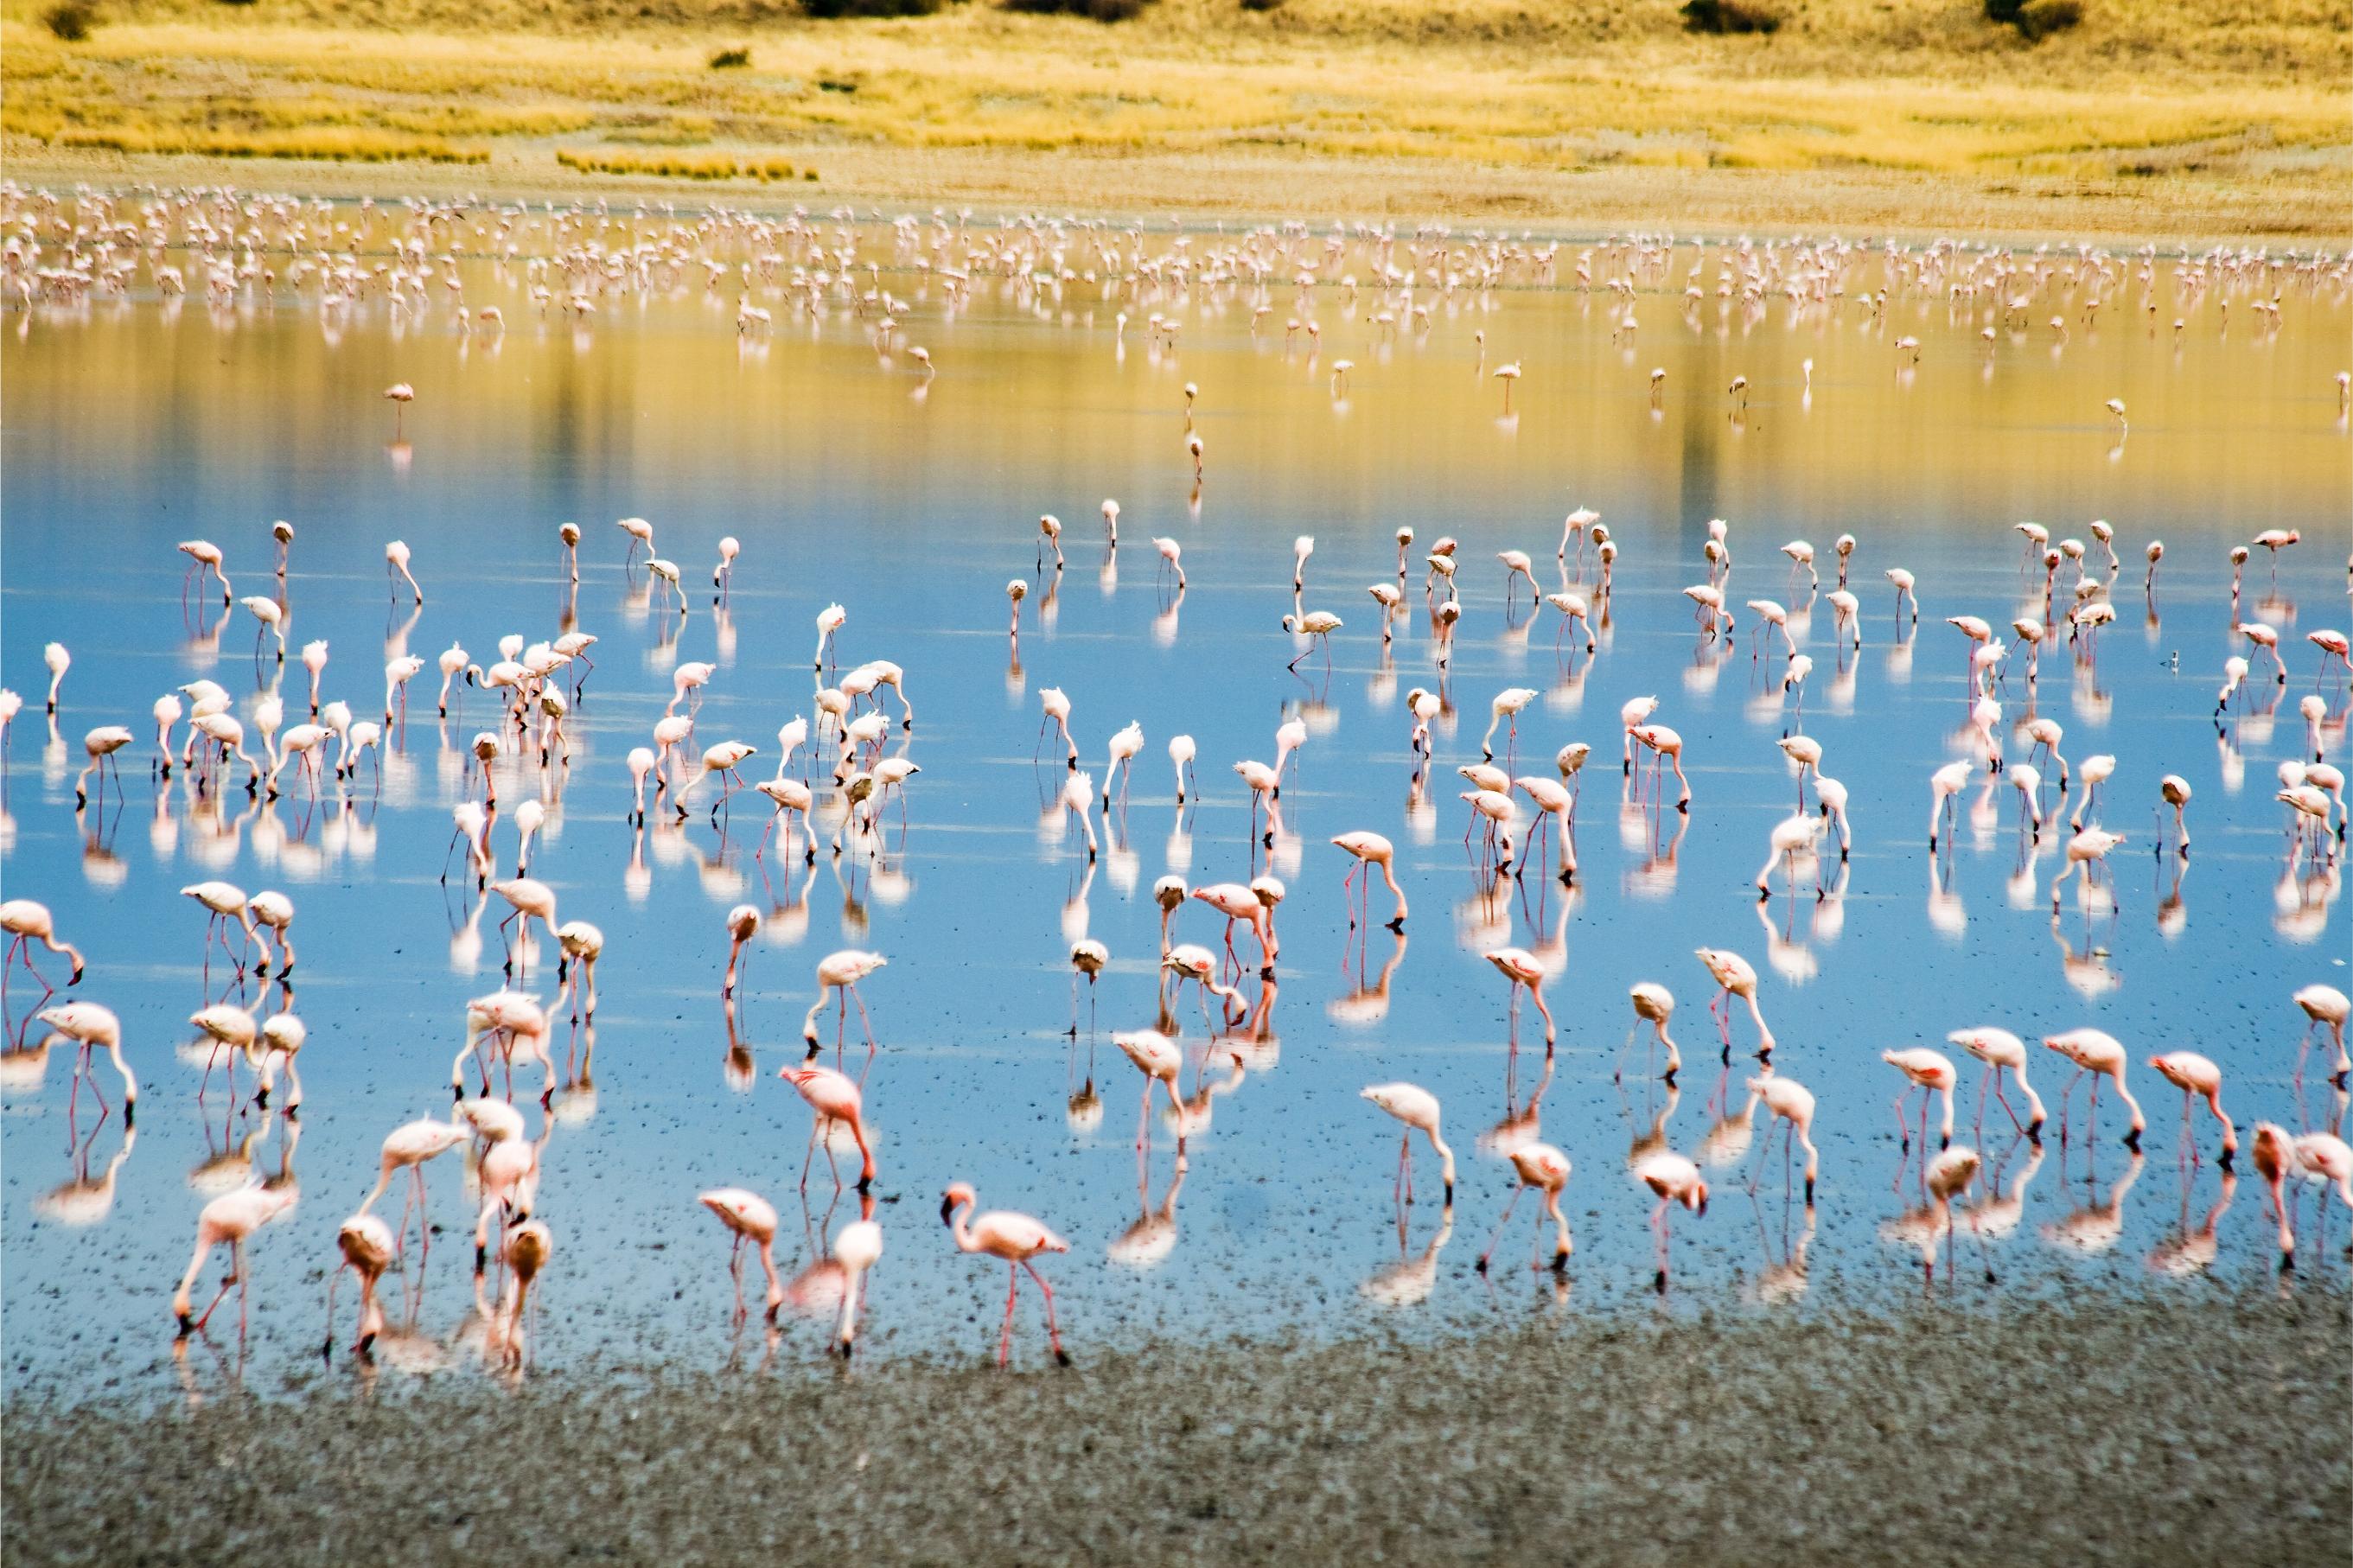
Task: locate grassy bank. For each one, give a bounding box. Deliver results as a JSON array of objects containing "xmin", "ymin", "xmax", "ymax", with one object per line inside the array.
[
  {"xmin": 3, "ymin": 1, "xmax": 2349, "ymax": 237},
  {"xmin": 7, "ymin": 1289, "xmax": 2346, "ymax": 1565}
]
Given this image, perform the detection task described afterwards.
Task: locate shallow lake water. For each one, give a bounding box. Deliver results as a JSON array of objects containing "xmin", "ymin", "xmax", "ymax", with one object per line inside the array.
[{"xmin": 3, "ymin": 202, "xmax": 2347, "ymax": 1402}]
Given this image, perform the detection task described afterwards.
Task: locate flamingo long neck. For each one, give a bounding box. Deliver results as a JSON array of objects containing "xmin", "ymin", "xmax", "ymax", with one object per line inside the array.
[
  {"xmin": 835, "ymin": 1263, "xmax": 864, "ymax": 1346},
  {"xmin": 1429, "ymin": 1131, "xmax": 1457, "ymax": 1194},
  {"xmin": 174, "ymin": 1229, "xmax": 215, "ymax": 1316},
  {"xmin": 758, "ymin": 1239, "xmax": 784, "ymax": 1310}
]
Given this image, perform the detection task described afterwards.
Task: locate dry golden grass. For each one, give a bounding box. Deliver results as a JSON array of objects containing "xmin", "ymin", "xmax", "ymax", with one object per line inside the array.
[
  {"xmin": 557, "ymin": 145, "xmax": 809, "ymax": 179},
  {"xmin": 3, "ymin": 1, "xmax": 2347, "ymax": 233}
]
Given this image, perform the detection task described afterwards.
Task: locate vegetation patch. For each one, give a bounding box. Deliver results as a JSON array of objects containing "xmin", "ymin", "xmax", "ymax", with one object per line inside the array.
[
  {"xmin": 1680, "ymin": 0, "xmax": 1782, "ymax": 35},
  {"xmin": 1986, "ymin": 0, "xmax": 2085, "ymax": 42},
  {"xmin": 556, "ymin": 145, "xmax": 811, "ymax": 181},
  {"xmin": 40, "ymin": 0, "xmax": 93, "ymax": 40},
  {"xmin": 1000, "ymin": 0, "xmax": 1153, "ymax": 22}
]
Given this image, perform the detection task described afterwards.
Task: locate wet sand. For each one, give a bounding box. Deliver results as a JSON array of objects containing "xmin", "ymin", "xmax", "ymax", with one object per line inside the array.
[{"xmin": 8, "ymin": 1287, "xmax": 2343, "ymax": 1565}]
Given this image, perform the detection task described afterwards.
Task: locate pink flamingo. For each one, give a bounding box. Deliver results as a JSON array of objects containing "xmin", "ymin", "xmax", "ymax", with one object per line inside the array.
[
  {"xmin": 1360, "ymin": 1082, "xmax": 1455, "ymax": 1208},
  {"xmin": 1114, "ymin": 1029, "xmax": 1189, "ymax": 1166},
  {"xmin": 1746, "ymin": 1074, "xmax": 1820, "ymax": 1203},
  {"xmin": 1, "ymin": 899, "xmax": 85, "ymax": 1004},
  {"xmin": 2147, "ymin": 1052, "xmax": 2235, "ymax": 1167},
  {"xmin": 1484, "ymin": 947, "xmax": 1556, "ymax": 1051},
  {"xmin": 832, "ymin": 1216, "xmax": 884, "ymax": 1357},
  {"xmin": 173, "ymin": 1182, "xmax": 298, "ymax": 1337},
  {"xmin": 1695, "ymin": 947, "xmax": 1775, "ymax": 1060},
  {"xmin": 2043, "ymin": 1028, "xmax": 2146, "ymax": 1149},
  {"xmin": 2295, "ymin": 983, "xmax": 2351, "ymax": 1083},
  {"xmin": 359, "ymin": 1113, "xmax": 469, "ymax": 1259},
  {"xmin": 36, "ymin": 1002, "xmax": 136, "ymax": 1125},
  {"xmin": 1476, "ymin": 1142, "xmax": 1572, "ymax": 1275},
  {"xmin": 723, "ymin": 905, "xmax": 759, "ymax": 999},
  {"xmin": 802, "ymin": 949, "xmax": 887, "ymax": 1059},
  {"xmin": 941, "ymin": 1182, "xmax": 1071, "ymax": 1367},
  {"xmin": 1947, "ymin": 1027, "xmax": 2046, "ymax": 1140},
  {"xmin": 1629, "ymin": 723, "xmax": 1692, "ymax": 812},
  {"xmin": 1636, "ymin": 1151, "xmax": 1707, "ymax": 1293},
  {"xmin": 323, "ymin": 1213, "xmax": 397, "ymax": 1360},
  {"xmin": 698, "ymin": 1188, "xmax": 785, "ymax": 1321},
  {"xmin": 778, "ymin": 1064, "xmax": 877, "ymax": 1192},
  {"xmin": 1881, "ymin": 1048, "xmax": 1957, "ymax": 1153}
]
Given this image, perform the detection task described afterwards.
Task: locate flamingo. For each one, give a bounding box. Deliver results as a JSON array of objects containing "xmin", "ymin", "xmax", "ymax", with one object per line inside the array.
[
  {"xmin": 0, "ymin": 900, "xmax": 85, "ymax": 1001},
  {"xmin": 385, "ymin": 539, "xmax": 424, "ymax": 605},
  {"xmin": 1361, "ymin": 1082, "xmax": 1454, "ymax": 1208},
  {"xmin": 173, "ymin": 1182, "xmax": 299, "ymax": 1336},
  {"xmin": 1881, "ymin": 1048, "xmax": 1958, "ymax": 1153},
  {"xmin": 323, "ymin": 1214, "xmax": 398, "ymax": 1359},
  {"xmin": 357, "ymin": 1114, "xmax": 469, "ymax": 1259},
  {"xmin": 1948, "ymin": 1028, "xmax": 2046, "ymax": 1140},
  {"xmin": 1636, "ymin": 1151, "xmax": 1707, "ymax": 1294},
  {"xmin": 2147, "ymin": 1052, "xmax": 2235, "ymax": 1167},
  {"xmin": 722, "ymin": 906, "xmax": 759, "ymax": 999},
  {"xmin": 2043, "ymin": 1028, "xmax": 2146, "ymax": 1149},
  {"xmin": 1484, "ymin": 947, "xmax": 1555, "ymax": 1050},
  {"xmin": 1476, "ymin": 1142, "xmax": 1572, "ymax": 1275},
  {"xmin": 1695, "ymin": 947, "xmax": 1775, "ymax": 1060},
  {"xmin": 1114, "ymin": 1029, "xmax": 1189, "ymax": 1165},
  {"xmin": 778, "ymin": 1064, "xmax": 877, "ymax": 1192},
  {"xmin": 941, "ymin": 1182, "xmax": 1071, "ymax": 1367},
  {"xmin": 2292, "ymin": 983, "xmax": 2350, "ymax": 1083},
  {"xmin": 1629, "ymin": 723, "xmax": 1691, "ymax": 811},
  {"xmin": 35, "ymin": 1002, "xmax": 135, "ymax": 1123},
  {"xmin": 382, "ymin": 382, "xmax": 414, "ymax": 437},
  {"xmin": 698, "ymin": 1188, "xmax": 785, "ymax": 1321},
  {"xmin": 1746, "ymin": 1074, "xmax": 1821, "ymax": 1204},
  {"xmin": 1621, "ymin": 982, "xmax": 1680, "ymax": 1082},
  {"xmin": 177, "ymin": 539, "xmax": 233, "ymax": 606},
  {"xmin": 802, "ymin": 949, "xmax": 888, "ymax": 1058},
  {"xmin": 1169, "ymin": 733, "xmax": 1198, "ymax": 806}
]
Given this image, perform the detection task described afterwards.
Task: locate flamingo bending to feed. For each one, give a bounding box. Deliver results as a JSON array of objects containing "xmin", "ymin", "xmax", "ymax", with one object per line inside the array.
[{"xmin": 1361, "ymin": 1082, "xmax": 1455, "ymax": 1208}]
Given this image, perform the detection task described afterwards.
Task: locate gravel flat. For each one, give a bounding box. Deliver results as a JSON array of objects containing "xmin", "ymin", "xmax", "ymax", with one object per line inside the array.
[{"xmin": 8, "ymin": 1287, "xmax": 2343, "ymax": 1566}]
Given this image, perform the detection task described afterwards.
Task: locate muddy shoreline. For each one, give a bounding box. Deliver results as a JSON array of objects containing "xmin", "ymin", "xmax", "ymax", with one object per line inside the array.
[{"xmin": 8, "ymin": 1287, "xmax": 2343, "ymax": 1565}]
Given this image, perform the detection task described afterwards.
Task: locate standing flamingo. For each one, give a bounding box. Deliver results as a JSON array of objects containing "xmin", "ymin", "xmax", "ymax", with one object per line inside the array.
[{"xmin": 941, "ymin": 1182, "xmax": 1071, "ymax": 1367}]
